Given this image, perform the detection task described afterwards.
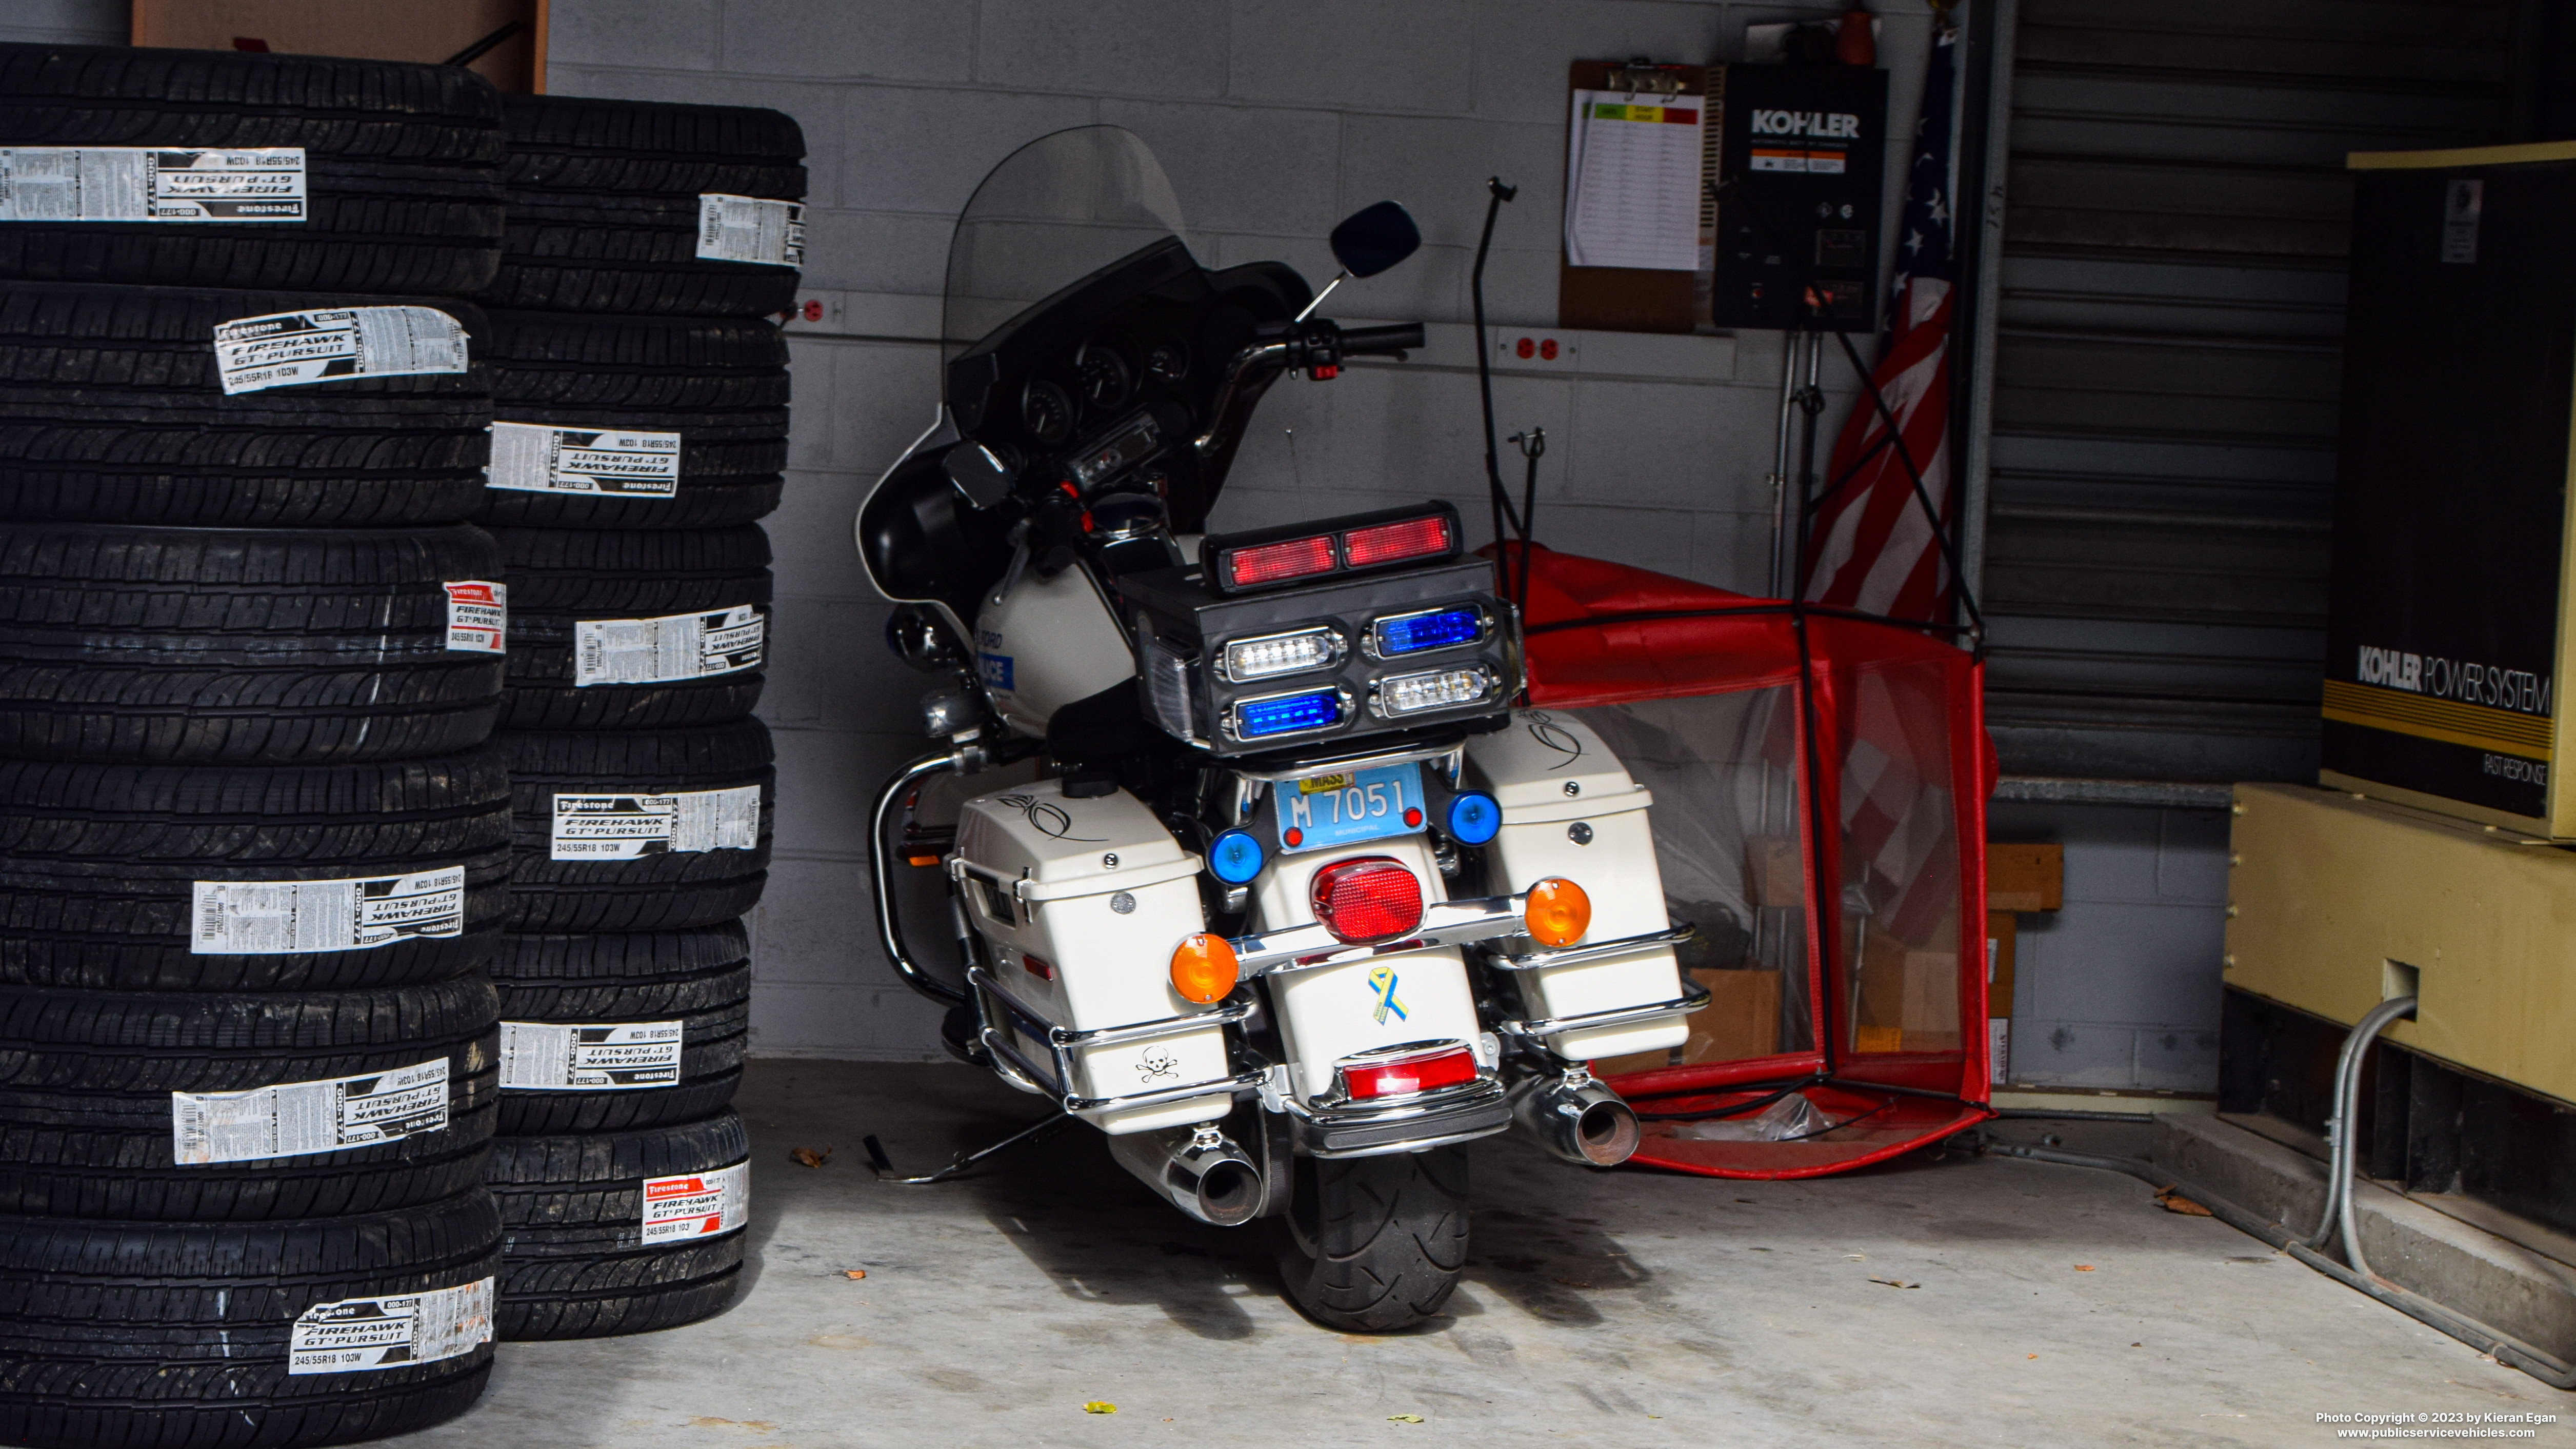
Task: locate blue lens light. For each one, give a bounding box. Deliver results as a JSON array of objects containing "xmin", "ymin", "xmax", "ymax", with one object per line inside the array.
[
  {"xmin": 1208, "ymin": 829, "xmax": 1266, "ymax": 884},
  {"xmin": 1444, "ymin": 791, "xmax": 1502, "ymax": 845},
  {"xmin": 1374, "ymin": 607, "xmax": 1482, "ymax": 657},
  {"xmin": 1232, "ymin": 689, "xmax": 1343, "ymax": 739}
]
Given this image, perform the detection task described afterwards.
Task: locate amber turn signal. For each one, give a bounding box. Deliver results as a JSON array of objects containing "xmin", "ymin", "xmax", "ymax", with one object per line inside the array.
[
  {"xmin": 1523, "ymin": 878, "xmax": 1590, "ymax": 948},
  {"xmin": 1169, "ymin": 932, "xmax": 1239, "ymax": 1004}
]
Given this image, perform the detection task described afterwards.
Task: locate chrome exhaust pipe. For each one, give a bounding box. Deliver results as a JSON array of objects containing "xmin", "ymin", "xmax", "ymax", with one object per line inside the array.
[
  {"xmin": 1108, "ymin": 1124, "xmax": 1265, "ymax": 1227},
  {"xmin": 1513, "ymin": 1068, "xmax": 1641, "ymax": 1167}
]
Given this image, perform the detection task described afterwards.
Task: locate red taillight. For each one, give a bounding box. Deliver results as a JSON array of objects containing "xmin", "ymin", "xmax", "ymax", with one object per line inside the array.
[
  {"xmin": 1221, "ymin": 534, "xmax": 1336, "ymax": 588},
  {"xmin": 1341, "ymin": 514, "xmax": 1452, "ymax": 569},
  {"xmin": 1309, "ymin": 857, "xmax": 1423, "ymax": 942},
  {"xmin": 1342, "ymin": 1045, "xmax": 1478, "ymax": 1100}
]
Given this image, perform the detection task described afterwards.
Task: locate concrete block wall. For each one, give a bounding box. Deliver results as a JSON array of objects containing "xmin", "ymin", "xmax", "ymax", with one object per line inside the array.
[
  {"xmin": 1, "ymin": 0, "xmax": 2234, "ymax": 1089},
  {"xmin": 4, "ymin": 0, "xmax": 124, "ymax": 46},
  {"xmin": 1988, "ymin": 801, "xmax": 2232, "ymax": 1093},
  {"xmin": 548, "ymin": 0, "xmax": 1969, "ymax": 1061}
]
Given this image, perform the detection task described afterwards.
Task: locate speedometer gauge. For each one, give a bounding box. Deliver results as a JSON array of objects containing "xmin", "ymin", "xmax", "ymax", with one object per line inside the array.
[
  {"xmin": 1076, "ymin": 345, "xmax": 1131, "ymax": 409},
  {"xmin": 1022, "ymin": 380, "xmax": 1073, "ymax": 443}
]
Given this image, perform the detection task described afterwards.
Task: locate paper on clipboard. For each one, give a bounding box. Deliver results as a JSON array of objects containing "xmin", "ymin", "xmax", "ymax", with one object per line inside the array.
[{"xmin": 1564, "ymin": 88, "xmax": 1704, "ymax": 272}]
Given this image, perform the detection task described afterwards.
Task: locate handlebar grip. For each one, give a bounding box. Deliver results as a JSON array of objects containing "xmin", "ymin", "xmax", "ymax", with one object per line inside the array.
[{"xmin": 1339, "ymin": 323, "xmax": 1426, "ymax": 356}]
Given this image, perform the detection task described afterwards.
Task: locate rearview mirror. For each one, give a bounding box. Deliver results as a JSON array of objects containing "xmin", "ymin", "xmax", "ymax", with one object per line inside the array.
[
  {"xmin": 943, "ymin": 440, "xmax": 1015, "ymax": 509},
  {"xmin": 1330, "ymin": 201, "xmax": 1420, "ymax": 278}
]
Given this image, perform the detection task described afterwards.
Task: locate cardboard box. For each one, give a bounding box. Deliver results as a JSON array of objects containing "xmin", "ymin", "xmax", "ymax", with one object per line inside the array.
[
  {"xmin": 1987, "ymin": 842, "xmax": 2063, "ymax": 912},
  {"xmin": 131, "ymin": 0, "xmax": 546, "ymax": 93},
  {"xmin": 1592, "ymin": 966, "xmax": 1782, "ymax": 1075}
]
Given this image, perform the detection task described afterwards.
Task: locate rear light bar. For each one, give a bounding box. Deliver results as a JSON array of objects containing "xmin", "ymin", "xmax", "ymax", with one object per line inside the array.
[
  {"xmin": 1339, "ymin": 1043, "xmax": 1479, "ymax": 1100},
  {"xmin": 1342, "ymin": 514, "xmax": 1452, "ymax": 569},
  {"xmin": 1222, "ymin": 534, "xmax": 1336, "ymax": 588},
  {"xmin": 1203, "ymin": 503, "xmax": 1462, "ymax": 596},
  {"xmin": 1310, "ymin": 856, "xmax": 1424, "ymax": 942}
]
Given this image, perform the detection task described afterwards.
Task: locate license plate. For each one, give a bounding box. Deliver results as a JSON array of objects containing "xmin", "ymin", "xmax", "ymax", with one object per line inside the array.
[{"xmin": 1275, "ymin": 764, "xmax": 1424, "ymax": 854}]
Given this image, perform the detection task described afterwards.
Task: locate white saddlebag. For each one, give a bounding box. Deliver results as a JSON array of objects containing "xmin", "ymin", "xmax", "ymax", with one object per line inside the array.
[
  {"xmin": 954, "ymin": 780, "xmax": 1232, "ymax": 1133},
  {"xmin": 1465, "ymin": 710, "xmax": 1689, "ymax": 1060}
]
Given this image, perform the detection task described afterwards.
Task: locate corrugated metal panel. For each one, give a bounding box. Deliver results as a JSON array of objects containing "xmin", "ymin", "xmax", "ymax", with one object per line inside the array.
[{"xmin": 1983, "ymin": 0, "xmax": 2519, "ymax": 781}]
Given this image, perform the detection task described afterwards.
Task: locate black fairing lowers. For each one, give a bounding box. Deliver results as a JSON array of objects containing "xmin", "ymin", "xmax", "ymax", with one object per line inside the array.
[{"xmin": 857, "ymin": 449, "xmax": 1016, "ymax": 633}]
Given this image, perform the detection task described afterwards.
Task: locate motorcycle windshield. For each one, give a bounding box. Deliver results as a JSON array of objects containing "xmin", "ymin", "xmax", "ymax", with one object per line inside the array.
[{"xmin": 941, "ymin": 125, "xmax": 1190, "ymax": 371}]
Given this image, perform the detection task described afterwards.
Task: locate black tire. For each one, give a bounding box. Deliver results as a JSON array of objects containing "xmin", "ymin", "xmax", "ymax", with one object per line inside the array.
[
  {"xmin": 0, "ymin": 976, "xmax": 497, "ymax": 1223},
  {"xmin": 0, "ymin": 1190, "xmax": 500, "ymax": 1449},
  {"xmin": 0, "ymin": 43, "xmax": 504, "ymax": 297},
  {"xmin": 489, "ymin": 1109, "xmax": 749, "ymax": 1340},
  {"xmin": 483, "ymin": 96, "xmax": 805, "ymax": 320},
  {"xmin": 498, "ymin": 95, "xmax": 805, "ymax": 198},
  {"xmin": 492, "ymin": 925, "xmax": 749, "ymax": 1134},
  {"xmin": 0, "ymin": 749, "xmax": 509, "ymax": 991},
  {"xmin": 0, "ymin": 521, "xmax": 505, "ymax": 762},
  {"xmin": 494, "ymin": 523, "xmax": 769, "ymax": 731},
  {"xmin": 0, "ymin": 282, "xmax": 493, "ymax": 527},
  {"xmin": 497, "ymin": 719, "xmax": 773, "ymax": 932},
  {"xmin": 482, "ymin": 193, "xmax": 801, "ymax": 320},
  {"xmin": 476, "ymin": 309, "xmax": 786, "ymax": 530},
  {"xmin": 1270, "ymin": 1146, "xmax": 1471, "ymax": 1332}
]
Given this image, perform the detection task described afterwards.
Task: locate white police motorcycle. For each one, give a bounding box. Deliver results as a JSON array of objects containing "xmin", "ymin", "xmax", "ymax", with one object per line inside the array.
[{"xmin": 856, "ymin": 126, "xmax": 1704, "ymax": 1331}]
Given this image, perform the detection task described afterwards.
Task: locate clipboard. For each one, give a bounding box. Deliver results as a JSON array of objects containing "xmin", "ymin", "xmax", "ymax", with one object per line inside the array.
[{"xmin": 1559, "ymin": 61, "xmax": 1722, "ymax": 334}]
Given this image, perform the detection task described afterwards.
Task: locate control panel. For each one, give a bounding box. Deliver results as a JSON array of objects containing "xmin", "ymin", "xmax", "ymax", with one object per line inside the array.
[{"xmin": 1709, "ymin": 64, "xmax": 1889, "ymax": 332}]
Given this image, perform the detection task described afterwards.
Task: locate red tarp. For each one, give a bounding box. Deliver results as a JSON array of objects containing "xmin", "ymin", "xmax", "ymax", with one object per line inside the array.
[{"xmin": 1509, "ymin": 544, "xmax": 1994, "ymax": 1178}]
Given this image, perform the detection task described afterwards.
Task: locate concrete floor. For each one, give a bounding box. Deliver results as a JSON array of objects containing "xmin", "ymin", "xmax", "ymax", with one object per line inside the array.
[{"xmin": 389, "ymin": 1061, "xmax": 2566, "ymax": 1448}]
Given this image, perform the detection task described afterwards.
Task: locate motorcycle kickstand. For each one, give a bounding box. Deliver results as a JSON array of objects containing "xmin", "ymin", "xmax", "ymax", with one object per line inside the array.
[{"xmin": 867, "ymin": 1111, "xmax": 1071, "ymax": 1185}]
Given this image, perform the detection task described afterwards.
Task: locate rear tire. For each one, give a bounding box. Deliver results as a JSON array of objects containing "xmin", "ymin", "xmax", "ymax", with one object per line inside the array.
[{"xmin": 1269, "ymin": 1146, "xmax": 1470, "ymax": 1332}]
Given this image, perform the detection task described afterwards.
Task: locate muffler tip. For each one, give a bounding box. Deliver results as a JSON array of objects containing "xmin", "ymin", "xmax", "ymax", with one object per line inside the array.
[
  {"xmin": 1516, "ymin": 1076, "xmax": 1642, "ymax": 1167},
  {"xmin": 1572, "ymin": 1095, "xmax": 1640, "ymax": 1167},
  {"xmin": 1192, "ymin": 1158, "xmax": 1263, "ymax": 1227}
]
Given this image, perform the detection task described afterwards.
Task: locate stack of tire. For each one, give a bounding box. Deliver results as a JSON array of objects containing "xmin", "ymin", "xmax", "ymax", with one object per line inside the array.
[
  {"xmin": 471, "ymin": 95, "xmax": 798, "ymax": 1341},
  {"xmin": 0, "ymin": 45, "xmax": 509, "ymax": 1447}
]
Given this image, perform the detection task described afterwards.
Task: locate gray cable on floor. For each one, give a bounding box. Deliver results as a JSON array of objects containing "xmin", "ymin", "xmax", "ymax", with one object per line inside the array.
[{"xmin": 2319, "ymin": 996, "xmax": 2417, "ymax": 1273}]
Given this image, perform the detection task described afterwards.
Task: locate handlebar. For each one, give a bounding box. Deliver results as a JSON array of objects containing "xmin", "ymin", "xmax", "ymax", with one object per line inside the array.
[
  {"xmin": 1193, "ymin": 318, "xmax": 1426, "ymax": 462},
  {"xmin": 1339, "ymin": 323, "xmax": 1425, "ymax": 357}
]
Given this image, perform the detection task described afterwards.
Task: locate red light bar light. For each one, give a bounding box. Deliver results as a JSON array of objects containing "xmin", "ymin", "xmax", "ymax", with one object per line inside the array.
[
  {"xmin": 1341, "ymin": 1044, "xmax": 1479, "ymax": 1100},
  {"xmin": 1341, "ymin": 513, "xmax": 1452, "ymax": 569},
  {"xmin": 1309, "ymin": 857, "xmax": 1424, "ymax": 942},
  {"xmin": 1221, "ymin": 533, "xmax": 1336, "ymax": 588}
]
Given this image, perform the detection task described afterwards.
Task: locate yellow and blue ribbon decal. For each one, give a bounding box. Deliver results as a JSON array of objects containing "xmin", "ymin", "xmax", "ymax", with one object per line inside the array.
[{"xmin": 1368, "ymin": 965, "xmax": 1406, "ymax": 1025}]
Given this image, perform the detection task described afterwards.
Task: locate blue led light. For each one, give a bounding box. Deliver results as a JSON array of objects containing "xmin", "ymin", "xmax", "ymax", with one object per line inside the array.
[
  {"xmin": 1444, "ymin": 791, "xmax": 1502, "ymax": 845},
  {"xmin": 1233, "ymin": 689, "xmax": 1343, "ymax": 739},
  {"xmin": 1208, "ymin": 829, "xmax": 1266, "ymax": 884},
  {"xmin": 1375, "ymin": 607, "xmax": 1482, "ymax": 657}
]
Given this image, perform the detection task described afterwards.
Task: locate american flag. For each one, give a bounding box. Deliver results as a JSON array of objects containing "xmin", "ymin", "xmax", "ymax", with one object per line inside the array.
[{"xmin": 1803, "ymin": 26, "xmax": 1958, "ymax": 625}]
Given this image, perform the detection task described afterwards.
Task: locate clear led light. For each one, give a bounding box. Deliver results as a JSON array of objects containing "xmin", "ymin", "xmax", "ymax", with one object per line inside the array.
[
  {"xmin": 1219, "ymin": 627, "xmax": 1344, "ymax": 683},
  {"xmin": 1373, "ymin": 666, "xmax": 1496, "ymax": 718}
]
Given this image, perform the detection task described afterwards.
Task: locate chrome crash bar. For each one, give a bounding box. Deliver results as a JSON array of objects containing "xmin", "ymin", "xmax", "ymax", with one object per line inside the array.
[
  {"xmin": 1484, "ymin": 922, "xmax": 1698, "ymax": 972},
  {"xmin": 871, "ymin": 749, "xmax": 970, "ymax": 1007},
  {"xmin": 966, "ymin": 966, "xmax": 1267, "ymax": 1115},
  {"xmin": 1492, "ymin": 972, "xmax": 1714, "ymax": 1040}
]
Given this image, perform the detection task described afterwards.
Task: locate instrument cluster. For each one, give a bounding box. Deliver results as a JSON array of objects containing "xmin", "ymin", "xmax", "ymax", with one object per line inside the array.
[{"xmin": 1015, "ymin": 330, "xmax": 1191, "ymax": 452}]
